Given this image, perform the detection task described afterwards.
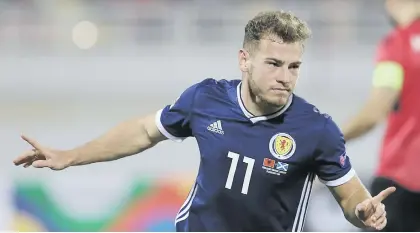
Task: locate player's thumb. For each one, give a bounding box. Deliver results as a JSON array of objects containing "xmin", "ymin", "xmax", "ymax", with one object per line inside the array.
[
  {"xmin": 355, "ymin": 203, "xmax": 368, "ymax": 219},
  {"xmin": 32, "ymin": 160, "xmax": 51, "ymax": 169}
]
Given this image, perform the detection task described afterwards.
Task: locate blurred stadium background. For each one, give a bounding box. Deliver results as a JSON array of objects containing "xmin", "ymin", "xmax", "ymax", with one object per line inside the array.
[{"xmin": 1, "ymin": 0, "xmax": 393, "ymax": 231}]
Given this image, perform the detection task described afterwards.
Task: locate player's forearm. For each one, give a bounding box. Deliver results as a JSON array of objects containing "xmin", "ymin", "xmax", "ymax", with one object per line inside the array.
[
  {"xmin": 68, "ymin": 117, "xmax": 159, "ymax": 166},
  {"xmin": 341, "ymin": 187, "xmax": 372, "ymax": 228}
]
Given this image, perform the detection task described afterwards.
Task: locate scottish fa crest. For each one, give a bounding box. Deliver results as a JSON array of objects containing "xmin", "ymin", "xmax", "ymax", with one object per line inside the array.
[{"xmin": 269, "ymin": 133, "xmax": 296, "ymax": 160}]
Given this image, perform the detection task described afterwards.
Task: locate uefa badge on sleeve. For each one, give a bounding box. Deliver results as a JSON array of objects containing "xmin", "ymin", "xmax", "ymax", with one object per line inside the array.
[{"xmin": 339, "ymin": 153, "xmax": 347, "ymax": 167}]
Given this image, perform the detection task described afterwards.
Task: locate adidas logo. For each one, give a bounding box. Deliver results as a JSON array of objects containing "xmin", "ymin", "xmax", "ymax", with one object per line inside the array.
[{"xmin": 207, "ymin": 120, "xmax": 224, "ymax": 135}]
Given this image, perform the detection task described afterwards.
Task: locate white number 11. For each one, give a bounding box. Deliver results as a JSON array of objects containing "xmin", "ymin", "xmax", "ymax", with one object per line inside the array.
[{"xmin": 225, "ymin": 152, "xmax": 255, "ymax": 195}]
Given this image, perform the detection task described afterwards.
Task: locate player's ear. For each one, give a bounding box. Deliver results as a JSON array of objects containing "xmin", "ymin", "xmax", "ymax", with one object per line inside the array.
[{"xmin": 239, "ymin": 49, "xmax": 250, "ymax": 72}]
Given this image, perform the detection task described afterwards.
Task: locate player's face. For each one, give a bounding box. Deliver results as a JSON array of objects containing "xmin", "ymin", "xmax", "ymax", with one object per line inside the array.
[
  {"xmin": 384, "ymin": 0, "xmax": 417, "ymax": 27},
  {"xmin": 385, "ymin": 0, "xmax": 400, "ymax": 27},
  {"xmin": 248, "ymin": 39, "xmax": 303, "ymax": 107}
]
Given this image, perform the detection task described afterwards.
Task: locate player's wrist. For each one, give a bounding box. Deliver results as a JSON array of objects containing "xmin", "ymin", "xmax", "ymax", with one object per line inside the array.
[
  {"xmin": 340, "ymin": 206, "xmax": 363, "ymax": 229},
  {"xmin": 65, "ymin": 149, "xmax": 81, "ymax": 167}
]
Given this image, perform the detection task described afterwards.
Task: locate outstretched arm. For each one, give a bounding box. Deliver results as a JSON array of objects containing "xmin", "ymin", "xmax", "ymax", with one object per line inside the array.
[
  {"xmin": 13, "ymin": 112, "xmax": 167, "ymax": 170},
  {"xmin": 14, "ymin": 81, "xmax": 200, "ymax": 170},
  {"xmin": 69, "ymin": 113, "xmax": 166, "ymax": 166}
]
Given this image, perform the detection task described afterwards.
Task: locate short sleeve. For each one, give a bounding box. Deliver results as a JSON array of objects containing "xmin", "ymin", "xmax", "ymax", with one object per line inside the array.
[
  {"xmin": 155, "ymin": 83, "xmax": 199, "ymax": 142},
  {"xmin": 314, "ymin": 118, "xmax": 356, "ymax": 187},
  {"xmin": 375, "ymin": 37, "xmax": 402, "ymax": 63}
]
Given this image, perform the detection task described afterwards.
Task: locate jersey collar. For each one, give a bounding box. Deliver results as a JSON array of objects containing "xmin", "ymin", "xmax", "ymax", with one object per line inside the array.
[{"xmin": 236, "ymin": 82, "xmax": 293, "ymax": 124}]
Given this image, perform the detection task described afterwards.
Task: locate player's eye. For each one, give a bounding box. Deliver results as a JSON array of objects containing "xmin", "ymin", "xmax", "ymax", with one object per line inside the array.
[
  {"xmin": 267, "ymin": 62, "xmax": 279, "ymax": 67},
  {"xmin": 289, "ymin": 64, "xmax": 300, "ymax": 69}
]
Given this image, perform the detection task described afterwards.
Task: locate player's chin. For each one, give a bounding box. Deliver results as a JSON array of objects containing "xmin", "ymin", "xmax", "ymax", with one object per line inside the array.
[{"xmin": 266, "ymin": 95, "xmax": 289, "ymax": 107}]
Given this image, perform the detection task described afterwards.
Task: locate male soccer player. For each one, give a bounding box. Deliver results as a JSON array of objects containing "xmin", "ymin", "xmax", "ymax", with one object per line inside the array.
[
  {"xmin": 14, "ymin": 11, "xmax": 394, "ymax": 232},
  {"xmin": 342, "ymin": 0, "xmax": 420, "ymax": 231}
]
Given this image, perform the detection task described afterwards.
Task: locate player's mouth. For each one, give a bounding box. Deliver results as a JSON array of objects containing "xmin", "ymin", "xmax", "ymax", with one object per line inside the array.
[{"xmin": 271, "ymin": 88, "xmax": 289, "ymax": 93}]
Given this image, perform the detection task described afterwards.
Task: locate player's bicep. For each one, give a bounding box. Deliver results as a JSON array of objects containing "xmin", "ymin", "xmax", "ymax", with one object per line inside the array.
[
  {"xmin": 155, "ymin": 106, "xmax": 191, "ymax": 142},
  {"xmin": 143, "ymin": 112, "xmax": 168, "ymax": 144},
  {"xmin": 155, "ymin": 83, "xmax": 199, "ymax": 142},
  {"xmin": 315, "ymin": 118, "xmax": 356, "ymax": 186}
]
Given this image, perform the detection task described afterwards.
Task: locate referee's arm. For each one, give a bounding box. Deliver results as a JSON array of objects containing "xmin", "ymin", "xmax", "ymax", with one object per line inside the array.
[{"xmin": 342, "ymin": 61, "xmax": 403, "ymax": 142}]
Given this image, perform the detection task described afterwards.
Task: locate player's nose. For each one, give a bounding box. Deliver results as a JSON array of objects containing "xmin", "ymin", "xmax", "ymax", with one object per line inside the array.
[{"xmin": 275, "ymin": 68, "xmax": 292, "ymax": 84}]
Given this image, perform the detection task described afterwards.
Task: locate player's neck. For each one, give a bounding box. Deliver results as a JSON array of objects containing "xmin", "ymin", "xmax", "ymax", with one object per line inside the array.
[
  {"xmin": 398, "ymin": 18, "xmax": 417, "ymax": 27},
  {"xmin": 240, "ymin": 84, "xmax": 284, "ymax": 116}
]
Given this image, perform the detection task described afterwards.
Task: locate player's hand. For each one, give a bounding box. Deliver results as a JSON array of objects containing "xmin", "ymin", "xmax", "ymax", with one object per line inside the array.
[
  {"xmin": 355, "ymin": 186, "xmax": 396, "ymax": 231},
  {"xmin": 13, "ymin": 135, "xmax": 72, "ymax": 170}
]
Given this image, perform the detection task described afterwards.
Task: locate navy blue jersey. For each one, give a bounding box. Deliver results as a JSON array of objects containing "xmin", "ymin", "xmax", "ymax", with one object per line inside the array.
[{"xmin": 155, "ymin": 78, "xmax": 355, "ymax": 232}]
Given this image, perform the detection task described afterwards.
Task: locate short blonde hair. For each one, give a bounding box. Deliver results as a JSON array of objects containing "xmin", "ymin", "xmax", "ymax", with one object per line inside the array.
[{"xmin": 243, "ymin": 11, "xmax": 312, "ymax": 53}]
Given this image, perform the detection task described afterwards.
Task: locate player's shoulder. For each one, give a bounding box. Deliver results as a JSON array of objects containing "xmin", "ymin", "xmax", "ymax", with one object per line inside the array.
[
  {"xmin": 188, "ymin": 78, "xmax": 240, "ymax": 104},
  {"xmin": 291, "ymin": 95, "xmax": 338, "ymax": 131},
  {"xmin": 379, "ymin": 31, "xmax": 401, "ymax": 50},
  {"xmin": 291, "ymin": 95, "xmax": 330, "ymax": 119},
  {"xmin": 193, "ymin": 78, "xmax": 240, "ymax": 94},
  {"xmin": 177, "ymin": 78, "xmax": 238, "ymax": 99},
  {"xmin": 375, "ymin": 26, "xmax": 414, "ymax": 65},
  {"xmin": 178, "ymin": 78, "xmax": 239, "ymax": 111},
  {"xmin": 377, "ymin": 26, "xmax": 410, "ymax": 57}
]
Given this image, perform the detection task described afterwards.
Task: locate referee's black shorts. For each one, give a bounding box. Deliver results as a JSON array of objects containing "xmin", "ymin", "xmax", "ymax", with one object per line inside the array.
[{"xmin": 370, "ymin": 177, "xmax": 420, "ymax": 232}]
